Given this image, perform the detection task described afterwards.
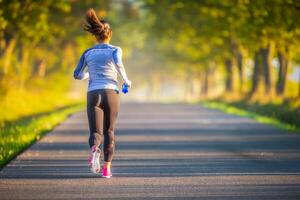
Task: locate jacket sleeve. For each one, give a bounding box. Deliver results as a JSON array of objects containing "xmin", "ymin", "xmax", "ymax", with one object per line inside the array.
[
  {"xmin": 112, "ymin": 47, "xmax": 130, "ymax": 83},
  {"xmin": 73, "ymin": 52, "xmax": 89, "ymax": 80}
]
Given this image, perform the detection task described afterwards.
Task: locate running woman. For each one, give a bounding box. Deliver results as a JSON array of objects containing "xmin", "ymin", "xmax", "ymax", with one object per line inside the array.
[{"xmin": 73, "ymin": 8, "xmax": 132, "ymax": 178}]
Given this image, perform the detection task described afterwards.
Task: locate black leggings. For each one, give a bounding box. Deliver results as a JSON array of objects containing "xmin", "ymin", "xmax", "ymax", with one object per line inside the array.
[{"xmin": 87, "ymin": 89, "xmax": 120, "ymax": 162}]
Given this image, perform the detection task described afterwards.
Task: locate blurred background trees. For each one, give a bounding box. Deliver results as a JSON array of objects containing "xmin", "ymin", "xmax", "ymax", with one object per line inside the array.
[
  {"xmin": 0, "ymin": 0, "xmax": 299, "ymax": 123},
  {"xmin": 142, "ymin": 0, "xmax": 300, "ymax": 101}
]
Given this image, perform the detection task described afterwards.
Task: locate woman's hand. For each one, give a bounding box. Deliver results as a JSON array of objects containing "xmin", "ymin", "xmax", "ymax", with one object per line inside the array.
[
  {"xmin": 82, "ymin": 72, "xmax": 89, "ymax": 80},
  {"xmin": 124, "ymin": 80, "xmax": 132, "ymax": 88}
]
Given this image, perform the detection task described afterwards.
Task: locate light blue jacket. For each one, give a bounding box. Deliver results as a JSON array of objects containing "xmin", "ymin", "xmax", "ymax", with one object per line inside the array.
[{"xmin": 73, "ymin": 43, "xmax": 130, "ymax": 92}]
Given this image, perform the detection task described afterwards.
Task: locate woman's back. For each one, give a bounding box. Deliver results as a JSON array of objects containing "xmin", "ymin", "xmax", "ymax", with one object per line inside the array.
[{"xmin": 74, "ymin": 43, "xmax": 129, "ymax": 92}]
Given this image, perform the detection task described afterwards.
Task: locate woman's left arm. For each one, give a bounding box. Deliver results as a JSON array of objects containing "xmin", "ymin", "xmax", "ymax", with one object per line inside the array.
[{"xmin": 113, "ymin": 47, "xmax": 131, "ymax": 87}]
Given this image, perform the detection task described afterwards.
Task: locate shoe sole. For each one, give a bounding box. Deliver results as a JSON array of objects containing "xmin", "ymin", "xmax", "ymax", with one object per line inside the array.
[
  {"xmin": 101, "ymin": 175, "xmax": 112, "ymax": 178},
  {"xmin": 90, "ymin": 149, "xmax": 101, "ymax": 174}
]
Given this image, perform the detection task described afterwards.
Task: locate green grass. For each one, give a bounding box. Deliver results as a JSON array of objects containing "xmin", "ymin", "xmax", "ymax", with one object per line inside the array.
[
  {"xmin": 0, "ymin": 89, "xmax": 82, "ymax": 124},
  {"xmin": 0, "ymin": 103, "xmax": 84, "ymax": 168},
  {"xmin": 202, "ymin": 101, "xmax": 300, "ymax": 133}
]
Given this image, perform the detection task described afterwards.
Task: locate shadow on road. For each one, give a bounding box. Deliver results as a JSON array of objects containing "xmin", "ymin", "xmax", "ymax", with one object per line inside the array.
[
  {"xmin": 2, "ymin": 127, "xmax": 300, "ymax": 179},
  {"xmin": 1, "ymin": 103, "xmax": 300, "ymax": 199}
]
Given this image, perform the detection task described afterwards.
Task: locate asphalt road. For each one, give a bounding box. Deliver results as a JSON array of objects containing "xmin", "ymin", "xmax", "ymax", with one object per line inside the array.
[{"xmin": 1, "ymin": 102, "xmax": 300, "ymax": 199}]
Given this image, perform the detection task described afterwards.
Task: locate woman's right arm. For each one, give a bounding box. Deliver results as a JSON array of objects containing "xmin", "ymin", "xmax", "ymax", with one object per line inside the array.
[{"xmin": 73, "ymin": 51, "xmax": 89, "ymax": 80}]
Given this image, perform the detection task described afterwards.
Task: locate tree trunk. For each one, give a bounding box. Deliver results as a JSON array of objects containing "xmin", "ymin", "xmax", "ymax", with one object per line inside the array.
[
  {"xmin": 2, "ymin": 38, "xmax": 17, "ymax": 77},
  {"xmin": 225, "ymin": 58, "xmax": 233, "ymax": 92},
  {"xmin": 276, "ymin": 50, "xmax": 289, "ymax": 95},
  {"xmin": 1, "ymin": 31, "xmax": 15, "ymax": 57},
  {"xmin": 236, "ymin": 50, "xmax": 243, "ymax": 92},
  {"xmin": 299, "ymin": 69, "xmax": 300, "ymax": 98},
  {"xmin": 184, "ymin": 75, "xmax": 192, "ymax": 100},
  {"xmin": 201, "ymin": 70, "xmax": 209, "ymax": 96},
  {"xmin": 261, "ymin": 44, "xmax": 272, "ymax": 94},
  {"xmin": 249, "ymin": 50, "xmax": 262, "ymax": 96}
]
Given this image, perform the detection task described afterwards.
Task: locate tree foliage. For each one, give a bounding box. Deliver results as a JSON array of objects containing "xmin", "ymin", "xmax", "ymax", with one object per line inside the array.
[{"xmin": 142, "ymin": 0, "xmax": 300, "ymax": 98}]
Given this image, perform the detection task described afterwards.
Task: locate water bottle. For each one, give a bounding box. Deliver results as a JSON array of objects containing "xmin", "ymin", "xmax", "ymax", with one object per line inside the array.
[{"xmin": 122, "ymin": 83, "xmax": 129, "ymax": 94}]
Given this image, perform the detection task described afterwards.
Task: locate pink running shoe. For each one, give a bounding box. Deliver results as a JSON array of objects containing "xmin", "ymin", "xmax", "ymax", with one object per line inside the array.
[
  {"xmin": 88, "ymin": 145, "xmax": 101, "ymax": 174},
  {"xmin": 101, "ymin": 166, "xmax": 112, "ymax": 178}
]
